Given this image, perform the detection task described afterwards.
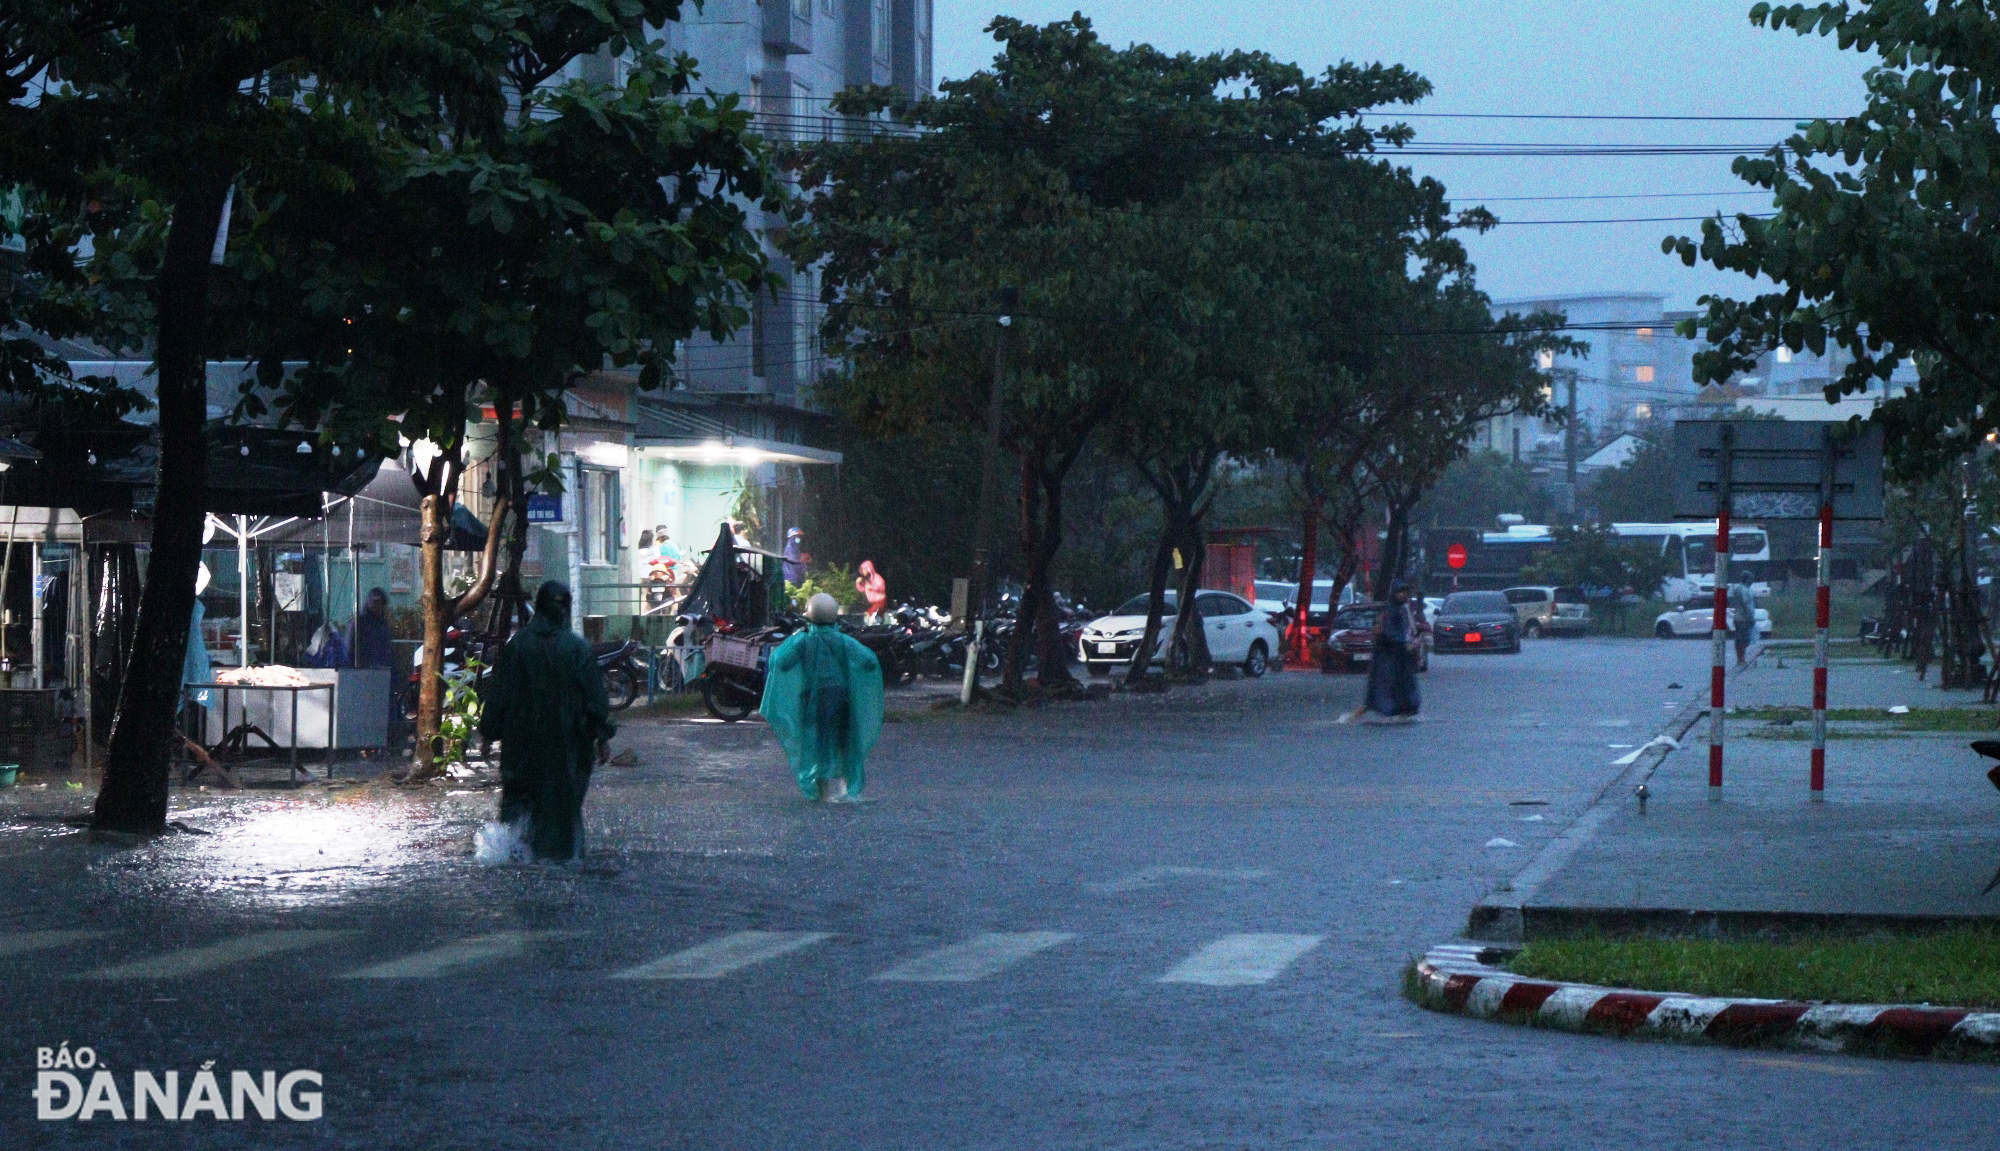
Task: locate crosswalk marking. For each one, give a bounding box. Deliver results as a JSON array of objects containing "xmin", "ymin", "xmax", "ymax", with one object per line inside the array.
[
  {"xmin": 611, "ymin": 931, "xmax": 833, "ymax": 980},
  {"xmin": 340, "ymin": 931, "xmax": 570, "ymax": 979},
  {"xmin": 0, "ymin": 930, "xmax": 111, "ymax": 959},
  {"xmin": 1157, "ymin": 933, "xmax": 1324, "ymax": 986},
  {"xmin": 78, "ymin": 930, "xmax": 352, "ymax": 981},
  {"xmin": 872, "ymin": 932, "xmax": 1074, "ymax": 983}
]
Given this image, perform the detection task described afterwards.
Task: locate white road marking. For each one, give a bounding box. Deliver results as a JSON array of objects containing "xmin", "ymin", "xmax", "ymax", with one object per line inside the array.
[
  {"xmin": 1157, "ymin": 933, "xmax": 1324, "ymax": 986},
  {"xmin": 872, "ymin": 932, "xmax": 1073, "ymax": 982},
  {"xmin": 340, "ymin": 931, "xmax": 571, "ymax": 979},
  {"xmin": 611, "ymin": 931, "xmax": 832, "ymax": 980},
  {"xmin": 79, "ymin": 930, "xmax": 351, "ymax": 980},
  {"xmin": 1088, "ymin": 866, "xmax": 1271, "ymax": 894},
  {"xmin": 0, "ymin": 930, "xmax": 110, "ymax": 959}
]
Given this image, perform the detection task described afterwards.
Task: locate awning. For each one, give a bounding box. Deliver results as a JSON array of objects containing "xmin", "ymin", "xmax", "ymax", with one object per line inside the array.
[{"xmin": 634, "ymin": 397, "xmax": 841, "ymax": 466}]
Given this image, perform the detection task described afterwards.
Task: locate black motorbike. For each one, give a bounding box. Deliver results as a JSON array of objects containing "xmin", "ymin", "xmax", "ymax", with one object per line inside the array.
[{"xmin": 592, "ymin": 639, "xmax": 645, "ymax": 710}]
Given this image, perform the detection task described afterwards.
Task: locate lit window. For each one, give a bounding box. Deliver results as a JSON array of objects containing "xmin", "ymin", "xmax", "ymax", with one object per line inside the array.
[
  {"xmin": 1635, "ymin": 365, "xmax": 1655, "ymax": 383},
  {"xmin": 1776, "ymin": 347, "xmax": 1794, "ymax": 363},
  {"xmin": 1536, "ymin": 351, "xmax": 1555, "ymax": 371},
  {"xmin": 1635, "ymin": 403, "xmax": 1652, "ymax": 419},
  {"xmin": 1636, "ymin": 327, "xmax": 1654, "ymax": 338}
]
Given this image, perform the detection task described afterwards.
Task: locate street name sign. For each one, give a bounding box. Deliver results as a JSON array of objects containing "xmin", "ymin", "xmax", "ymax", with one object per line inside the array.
[{"xmin": 1670, "ymin": 419, "xmax": 1885, "ymax": 522}]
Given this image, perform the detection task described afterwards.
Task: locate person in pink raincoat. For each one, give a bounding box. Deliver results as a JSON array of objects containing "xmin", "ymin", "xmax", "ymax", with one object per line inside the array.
[{"xmin": 855, "ymin": 560, "xmax": 888, "ymax": 624}]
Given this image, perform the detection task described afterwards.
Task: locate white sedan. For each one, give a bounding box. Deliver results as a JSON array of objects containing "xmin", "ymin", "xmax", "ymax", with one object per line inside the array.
[
  {"xmin": 1079, "ymin": 590, "xmax": 1285, "ymax": 678},
  {"xmin": 1654, "ymin": 597, "xmax": 1774, "ymax": 639}
]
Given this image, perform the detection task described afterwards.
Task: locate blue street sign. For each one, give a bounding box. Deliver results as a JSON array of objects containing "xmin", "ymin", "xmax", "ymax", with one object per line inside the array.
[{"xmin": 526, "ymin": 493, "xmax": 564, "ymax": 524}]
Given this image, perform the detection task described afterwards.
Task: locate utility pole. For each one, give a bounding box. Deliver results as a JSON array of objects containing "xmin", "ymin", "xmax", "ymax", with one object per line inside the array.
[
  {"xmin": 1564, "ymin": 369, "xmax": 1579, "ymax": 489},
  {"xmin": 962, "ymin": 285, "xmax": 1015, "ymax": 705}
]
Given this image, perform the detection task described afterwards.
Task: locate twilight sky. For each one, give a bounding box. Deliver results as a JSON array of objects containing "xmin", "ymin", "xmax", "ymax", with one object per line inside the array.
[{"xmin": 931, "ymin": 1, "xmax": 1874, "ymax": 311}]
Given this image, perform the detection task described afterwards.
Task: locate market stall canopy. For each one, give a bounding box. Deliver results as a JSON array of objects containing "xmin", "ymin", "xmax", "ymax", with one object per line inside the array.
[
  {"xmin": 256, "ymin": 459, "xmax": 487, "ymax": 549},
  {"xmin": 0, "ymin": 505, "xmax": 81, "ymax": 543},
  {"xmin": 11, "ymin": 424, "xmax": 380, "ymax": 517}
]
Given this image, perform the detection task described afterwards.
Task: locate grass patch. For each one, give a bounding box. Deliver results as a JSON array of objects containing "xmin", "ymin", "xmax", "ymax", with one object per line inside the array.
[
  {"xmin": 1760, "ymin": 588, "xmax": 1875, "ymax": 642},
  {"xmin": 1733, "ymin": 705, "xmax": 1999, "ymax": 733},
  {"xmin": 1508, "ymin": 931, "xmax": 2000, "ymax": 1007}
]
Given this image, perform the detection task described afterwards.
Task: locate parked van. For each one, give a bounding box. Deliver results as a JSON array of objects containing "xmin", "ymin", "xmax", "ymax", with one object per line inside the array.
[{"xmin": 1502, "ymin": 585, "xmax": 1590, "ymax": 637}]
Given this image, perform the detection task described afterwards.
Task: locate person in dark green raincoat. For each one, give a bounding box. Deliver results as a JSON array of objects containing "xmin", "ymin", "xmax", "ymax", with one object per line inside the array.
[
  {"xmin": 761, "ymin": 594, "xmax": 883, "ymax": 801},
  {"xmin": 479, "ymin": 581, "xmax": 614, "ymax": 860}
]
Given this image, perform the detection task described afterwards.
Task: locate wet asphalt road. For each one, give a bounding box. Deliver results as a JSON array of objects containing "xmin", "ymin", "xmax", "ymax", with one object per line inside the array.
[{"xmin": 1, "ymin": 637, "xmax": 1996, "ymax": 1149}]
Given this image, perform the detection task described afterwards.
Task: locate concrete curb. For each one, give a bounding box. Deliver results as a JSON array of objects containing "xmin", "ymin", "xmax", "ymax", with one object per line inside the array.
[{"xmin": 1411, "ymin": 942, "xmax": 2000, "ymax": 1061}]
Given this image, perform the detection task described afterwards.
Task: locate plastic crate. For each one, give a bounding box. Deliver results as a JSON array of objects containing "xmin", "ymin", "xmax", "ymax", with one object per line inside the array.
[{"xmin": 706, "ymin": 633, "xmax": 764, "ymax": 672}]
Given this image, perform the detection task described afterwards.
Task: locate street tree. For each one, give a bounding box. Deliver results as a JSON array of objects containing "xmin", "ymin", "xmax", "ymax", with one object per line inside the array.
[
  {"xmin": 2, "ymin": 0, "xmax": 516, "ymax": 833},
  {"xmin": 788, "ymin": 15, "xmax": 1429, "ymax": 696},
  {"xmin": 1362, "ymin": 283, "xmax": 1573, "ymax": 596},
  {"xmin": 258, "ymin": 31, "xmax": 778, "ymax": 777},
  {"xmin": 1666, "ymin": 0, "xmax": 2000, "ymax": 479}
]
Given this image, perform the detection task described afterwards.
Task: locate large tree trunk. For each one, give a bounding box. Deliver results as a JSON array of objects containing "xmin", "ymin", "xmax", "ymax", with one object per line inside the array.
[
  {"xmin": 1376, "ymin": 498, "xmax": 1416, "ymax": 599},
  {"xmin": 93, "ymin": 183, "xmax": 228, "ymax": 834},
  {"xmin": 1002, "ymin": 455, "xmax": 1041, "ymax": 699},
  {"xmin": 492, "ymin": 397, "xmax": 531, "ymax": 639},
  {"xmin": 1167, "ymin": 521, "xmax": 1211, "ymax": 682},
  {"xmin": 1033, "ymin": 466, "xmax": 1076, "ymax": 691},
  {"xmin": 1292, "ymin": 491, "xmax": 1322, "ymax": 663},
  {"xmin": 1126, "ymin": 516, "xmax": 1177, "ymax": 683},
  {"xmin": 413, "ymin": 493, "xmax": 448, "ymax": 776}
]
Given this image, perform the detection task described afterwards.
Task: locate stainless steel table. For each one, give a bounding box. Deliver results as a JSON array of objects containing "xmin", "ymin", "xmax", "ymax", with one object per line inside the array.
[{"xmin": 186, "ymin": 681, "xmax": 336, "ymax": 779}]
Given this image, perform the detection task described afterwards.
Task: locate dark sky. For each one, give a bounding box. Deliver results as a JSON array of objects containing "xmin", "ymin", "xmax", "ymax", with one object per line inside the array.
[{"xmin": 933, "ymin": 1, "xmax": 1873, "ymax": 309}]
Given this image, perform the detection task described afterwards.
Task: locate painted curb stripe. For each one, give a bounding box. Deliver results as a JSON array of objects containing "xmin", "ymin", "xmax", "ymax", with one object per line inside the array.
[
  {"xmin": 1865, "ymin": 1008, "xmax": 1967, "ymax": 1055},
  {"xmin": 1413, "ymin": 947, "xmax": 2000, "ymax": 1060},
  {"xmin": 1499, "ymin": 981, "xmax": 1560, "ymax": 1016},
  {"xmin": 1440, "ymin": 972, "xmax": 1481, "ymax": 1010},
  {"xmin": 1585, "ymin": 992, "xmax": 1666, "ymax": 1035},
  {"xmin": 1705, "ymin": 1002, "xmax": 1810, "ymax": 1045}
]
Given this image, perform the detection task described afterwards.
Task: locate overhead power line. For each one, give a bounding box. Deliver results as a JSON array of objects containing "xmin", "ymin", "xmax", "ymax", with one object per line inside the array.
[
  {"xmin": 755, "ymin": 110, "xmax": 1786, "ymax": 158},
  {"xmin": 1369, "ymin": 112, "xmax": 1842, "ymax": 123}
]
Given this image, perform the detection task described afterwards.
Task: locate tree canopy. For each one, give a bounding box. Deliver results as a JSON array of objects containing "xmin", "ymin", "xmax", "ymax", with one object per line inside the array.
[{"xmin": 1667, "ymin": 0, "xmax": 2000, "ymax": 478}]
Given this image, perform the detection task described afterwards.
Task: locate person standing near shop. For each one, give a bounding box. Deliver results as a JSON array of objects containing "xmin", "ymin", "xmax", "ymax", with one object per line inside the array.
[
  {"xmin": 479, "ymin": 581, "xmax": 614, "ymax": 861},
  {"xmin": 349, "ymin": 587, "xmax": 393, "ymax": 670},
  {"xmin": 783, "ymin": 527, "xmax": 809, "ymax": 586},
  {"xmin": 761, "ymin": 593, "xmax": 882, "ymax": 802},
  {"xmin": 855, "ymin": 560, "xmax": 888, "ymax": 624}
]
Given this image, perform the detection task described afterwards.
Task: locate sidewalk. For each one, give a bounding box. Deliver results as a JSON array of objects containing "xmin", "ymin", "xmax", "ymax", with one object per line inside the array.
[{"xmin": 1473, "ymin": 645, "xmax": 2000, "ymax": 938}]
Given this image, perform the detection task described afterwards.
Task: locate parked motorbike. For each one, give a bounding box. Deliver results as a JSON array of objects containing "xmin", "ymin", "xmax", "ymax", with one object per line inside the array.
[
  {"xmin": 698, "ymin": 611, "xmax": 807, "ymax": 722},
  {"xmin": 592, "ymin": 638, "xmax": 645, "ymax": 710}
]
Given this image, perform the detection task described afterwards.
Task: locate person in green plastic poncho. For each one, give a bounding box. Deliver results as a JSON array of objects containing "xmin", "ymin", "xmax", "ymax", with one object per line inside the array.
[
  {"xmin": 761, "ymin": 593, "xmax": 883, "ymax": 801},
  {"xmin": 479, "ymin": 581, "xmax": 614, "ymax": 860}
]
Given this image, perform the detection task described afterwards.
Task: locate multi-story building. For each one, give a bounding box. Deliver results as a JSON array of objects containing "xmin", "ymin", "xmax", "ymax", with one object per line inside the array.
[{"xmin": 494, "ymin": 3, "xmax": 934, "ymax": 624}]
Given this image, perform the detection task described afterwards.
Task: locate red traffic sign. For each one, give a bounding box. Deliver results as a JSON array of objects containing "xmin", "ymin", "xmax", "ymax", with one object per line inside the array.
[{"xmin": 1446, "ymin": 543, "xmax": 1468, "ymax": 570}]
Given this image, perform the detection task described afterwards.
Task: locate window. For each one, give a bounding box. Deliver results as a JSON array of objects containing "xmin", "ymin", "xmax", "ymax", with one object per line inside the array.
[
  {"xmin": 1635, "ymin": 365, "xmax": 1655, "ymax": 383},
  {"xmin": 1504, "ymin": 589, "xmax": 1547, "ymax": 605},
  {"xmin": 581, "ymin": 468, "xmax": 620, "ymax": 566},
  {"xmin": 1776, "ymin": 346, "xmax": 1794, "ymax": 363},
  {"xmin": 1636, "ymin": 327, "xmax": 1654, "ymax": 338},
  {"xmin": 1634, "ymin": 402, "xmax": 1653, "ymax": 419},
  {"xmin": 792, "ymin": 0, "xmax": 810, "ymax": 19},
  {"xmin": 872, "ymin": 0, "xmax": 889, "ymax": 60},
  {"xmin": 1197, "ymin": 593, "xmax": 1249, "ymax": 618}
]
